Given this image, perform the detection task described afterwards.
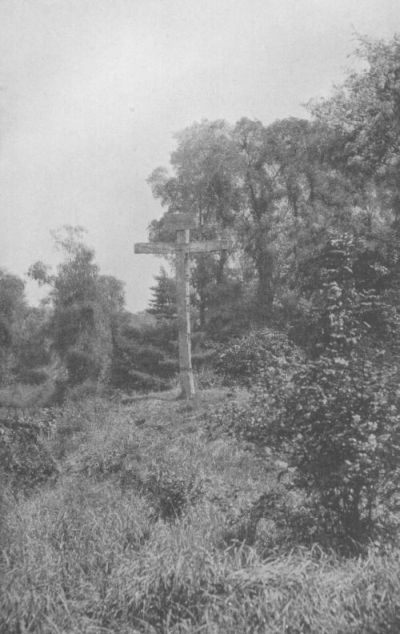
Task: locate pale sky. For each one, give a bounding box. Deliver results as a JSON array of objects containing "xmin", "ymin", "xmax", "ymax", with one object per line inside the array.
[{"xmin": 1, "ymin": 0, "xmax": 400, "ymax": 312}]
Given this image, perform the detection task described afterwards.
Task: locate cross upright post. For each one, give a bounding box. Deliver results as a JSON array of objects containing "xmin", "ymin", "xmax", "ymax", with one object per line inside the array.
[
  {"xmin": 134, "ymin": 213, "xmax": 229, "ymax": 399},
  {"xmin": 175, "ymin": 223, "xmax": 196, "ymax": 399}
]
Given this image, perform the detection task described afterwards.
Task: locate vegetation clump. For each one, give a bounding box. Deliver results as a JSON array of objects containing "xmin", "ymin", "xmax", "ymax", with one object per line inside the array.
[
  {"xmin": 2, "ymin": 393, "xmax": 400, "ymax": 633},
  {"xmin": 2, "ymin": 33, "xmax": 400, "ymax": 633},
  {"xmin": 214, "ymin": 235, "xmax": 400, "ymax": 552},
  {"xmin": 0, "ymin": 411, "xmax": 58, "ymax": 492}
]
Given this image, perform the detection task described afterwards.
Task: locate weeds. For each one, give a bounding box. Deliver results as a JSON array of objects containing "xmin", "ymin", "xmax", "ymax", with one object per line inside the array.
[{"xmin": 2, "ymin": 391, "xmax": 400, "ymax": 633}]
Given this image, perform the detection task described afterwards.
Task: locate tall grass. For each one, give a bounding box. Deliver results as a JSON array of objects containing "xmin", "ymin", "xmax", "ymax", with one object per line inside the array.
[{"xmin": 2, "ymin": 391, "xmax": 400, "ymax": 633}]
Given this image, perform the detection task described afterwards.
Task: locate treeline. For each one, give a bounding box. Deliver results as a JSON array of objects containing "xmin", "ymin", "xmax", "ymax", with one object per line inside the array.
[
  {"xmin": 2, "ymin": 35, "xmax": 400, "ymax": 401},
  {"xmin": 147, "ymin": 36, "xmax": 400, "ymax": 347},
  {"xmin": 0, "ymin": 227, "xmax": 122, "ymax": 397},
  {"xmin": 0, "ymin": 225, "xmax": 185, "ymax": 399}
]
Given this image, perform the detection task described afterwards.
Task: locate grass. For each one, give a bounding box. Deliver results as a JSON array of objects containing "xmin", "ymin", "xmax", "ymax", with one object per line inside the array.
[{"xmin": 1, "ymin": 388, "xmax": 400, "ymax": 633}]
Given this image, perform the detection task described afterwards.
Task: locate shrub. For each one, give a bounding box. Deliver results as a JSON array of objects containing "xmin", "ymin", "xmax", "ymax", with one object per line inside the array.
[
  {"xmin": 141, "ymin": 460, "xmax": 204, "ymax": 520},
  {"xmin": 282, "ymin": 352, "xmax": 400, "ymax": 547},
  {"xmin": 111, "ymin": 318, "xmax": 178, "ymax": 392},
  {"xmin": 215, "ymin": 235, "xmax": 400, "ymax": 550},
  {"xmin": 0, "ymin": 412, "xmax": 58, "ymax": 492},
  {"xmin": 195, "ymin": 366, "xmax": 223, "ymax": 390},
  {"xmin": 280, "ymin": 236, "xmax": 400, "ymax": 547},
  {"xmin": 209, "ymin": 331, "xmax": 299, "ymax": 447},
  {"xmin": 215, "ymin": 327, "xmax": 303, "ymax": 388}
]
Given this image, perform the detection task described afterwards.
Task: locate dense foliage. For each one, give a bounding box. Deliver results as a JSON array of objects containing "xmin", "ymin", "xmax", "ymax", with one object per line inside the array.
[
  {"xmin": 2, "ymin": 34, "xmax": 400, "ymax": 633},
  {"xmin": 1, "ymin": 34, "xmax": 400, "ymax": 569},
  {"xmin": 2, "ymin": 35, "xmax": 399, "ymax": 400},
  {"xmin": 28, "ymin": 226, "xmax": 126, "ymax": 393},
  {"xmin": 215, "ymin": 327, "xmax": 303, "ymax": 388},
  {"xmin": 214, "ymin": 235, "xmax": 400, "ymax": 549},
  {"xmin": 2, "ymin": 393, "xmax": 400, "ymax": 633},
  {"xmin": 110, "ymin": 314, "xmax": 178, "ymax": 391},
  {"xmin": 284, "ymin": 236, "xmax": 400, "ymax": 544}
]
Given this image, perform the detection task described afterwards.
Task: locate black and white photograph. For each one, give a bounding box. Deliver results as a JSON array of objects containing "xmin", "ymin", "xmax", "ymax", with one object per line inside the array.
[{"xmin": 1, "ymin": 1, "xmax": 400, "ymax": 631}]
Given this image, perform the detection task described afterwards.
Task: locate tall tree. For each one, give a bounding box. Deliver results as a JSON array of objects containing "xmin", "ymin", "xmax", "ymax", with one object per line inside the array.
[
  {"xmin": 258, "ymin": 117, "xmax": 358, "ymax": 325},
  {"xmin": 311, "ymin": 35, "xmax": 400, "ymax": 228},
  {"xmin": 29, "ymin": 226, "xmax": 125, "ymax": 386},
  {"xmin": 307, "ymin": 34, "xmax": 400, "ymax": 341},
  {"xmin": 232, "ymin": 117, "xmax": 281, "ymax": 319},
  {"xmin": 148, "ymin": 120, "xmax": 241, "ymax": 330}
]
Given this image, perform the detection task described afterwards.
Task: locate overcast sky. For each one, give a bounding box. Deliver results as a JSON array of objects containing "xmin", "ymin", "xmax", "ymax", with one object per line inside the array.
[{"xmin": 1, "ymin": 0, "xmax": 400, "ymax": 312}]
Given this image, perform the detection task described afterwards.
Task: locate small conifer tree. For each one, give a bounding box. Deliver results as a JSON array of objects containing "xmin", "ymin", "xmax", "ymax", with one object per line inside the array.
[{"xmin": 147, "ymin": 267, "xmax": 176, "ymax": 321}]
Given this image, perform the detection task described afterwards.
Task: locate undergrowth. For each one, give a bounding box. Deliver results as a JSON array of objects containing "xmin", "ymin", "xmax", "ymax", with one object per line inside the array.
[{"xmin": 1, "ymin": 391, "xmax": 400, "ymax": 633}]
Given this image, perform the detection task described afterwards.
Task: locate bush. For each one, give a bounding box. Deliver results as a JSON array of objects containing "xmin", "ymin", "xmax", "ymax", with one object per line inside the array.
[
  {"xmin": 213, "ymin": 353, "xmax": 400, "ymax": 551},
  {"xmin": 209, "ymin": 330, "xmax": 301, "ymax": 447},
  {"xmin": 0, "ymin": 412, "xmax": 59, "ymax": 492},
  {"xmin": 215, "ymin": 235, "xmax": 400, "ymax": 550},
  {"xmin": 140, "ymin": 459, "xmax": 204, "ymax": 520},
  {"xmin": 110, "ymin": 318, "xmax": 179, "ymax": 392},
  {"xmin": 215, "ymin": 327, "xmax": 303, "ymax": 388},
  {"xmin": 282, "ymin": 352, "xmax": 400, "ymax": 548},
  {"xmin": 280, "ymin": 236, "xmax": 400, "ymax": 547}
]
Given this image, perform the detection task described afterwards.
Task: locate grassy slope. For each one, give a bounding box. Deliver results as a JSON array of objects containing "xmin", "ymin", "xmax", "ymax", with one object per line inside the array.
[{"xmin": 1, "ymin": 389, "xmax": 400, "ymax": 633}]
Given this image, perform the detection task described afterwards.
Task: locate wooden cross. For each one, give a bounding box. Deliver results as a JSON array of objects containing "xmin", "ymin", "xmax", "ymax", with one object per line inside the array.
[{"xmin": 134, "ymin": 213, "xmax": 229, "ymax": 399}]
